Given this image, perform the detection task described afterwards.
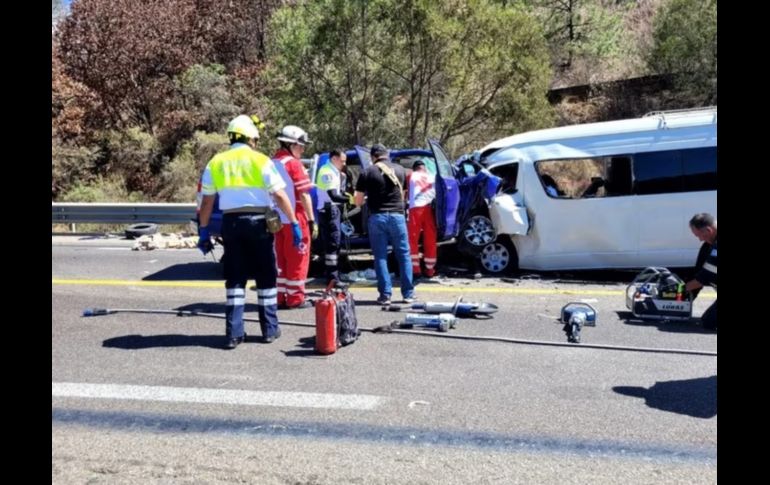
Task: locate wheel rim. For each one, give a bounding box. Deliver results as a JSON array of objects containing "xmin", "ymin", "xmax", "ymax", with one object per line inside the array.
[
  {"xmin": 480, "ymin": 242, "xmax": 510, "ymax": 273},
  {"xmin": 463, "ymin": 216, "xmax": 496, "ymax": 246}
]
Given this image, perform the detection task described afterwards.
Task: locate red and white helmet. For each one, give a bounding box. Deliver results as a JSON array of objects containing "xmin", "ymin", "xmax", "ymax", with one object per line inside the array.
[{"xmin": 276, "ymin": 125, "xmax": 311, "ymax": 146}]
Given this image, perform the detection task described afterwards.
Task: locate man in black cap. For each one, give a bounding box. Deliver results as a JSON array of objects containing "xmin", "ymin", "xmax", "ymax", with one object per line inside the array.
[{"xmin": 353, "ymin": 144, "xmax": 415, "ymax": 305}]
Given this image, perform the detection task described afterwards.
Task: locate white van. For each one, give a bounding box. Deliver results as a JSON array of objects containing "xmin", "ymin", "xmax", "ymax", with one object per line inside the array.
[{"xmin": 463, "ymin": 107, "xmax": 717, "ymax": 273}]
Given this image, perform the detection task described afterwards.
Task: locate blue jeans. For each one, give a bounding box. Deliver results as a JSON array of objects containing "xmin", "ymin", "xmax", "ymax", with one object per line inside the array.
[{"xmin": 367, "ymin": 213, "xmax": 414, "ymax": 299}]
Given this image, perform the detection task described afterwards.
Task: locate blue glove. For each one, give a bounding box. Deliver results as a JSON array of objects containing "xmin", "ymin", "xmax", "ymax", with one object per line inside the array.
[
  {"xmin": 197, "ymin": 226, "xmax": 213, "ymax": 255},
  {"xmin": 291, "ymin": 221, "xmax": 302, "ymax": 247}
]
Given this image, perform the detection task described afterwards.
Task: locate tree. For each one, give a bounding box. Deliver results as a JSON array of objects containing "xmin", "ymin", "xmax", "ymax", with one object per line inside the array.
[
  {"xmin": 529, "ymin": 0, "xmax": 630, "ymax": 86},
  {"xmin": 263, "ymin": 0, "xmax": 553, "ymax": 153},
  {"xmin": 52, "ymin": 45, "xmax": 100, "ymax": 142},
  {"xmin": 56, "ymin": 0, "xmax": 200, "ymax": 133},
  {"xmin": 54, "ymin": 0, "xmax": 283, "ymax": 135},
  {"xmin": 648, "ymin": 0, "xmax": 716, "ymax": 105},
  {"xmin": 51, "ymin": 0, "xmax": 68, "ymax": 31}
]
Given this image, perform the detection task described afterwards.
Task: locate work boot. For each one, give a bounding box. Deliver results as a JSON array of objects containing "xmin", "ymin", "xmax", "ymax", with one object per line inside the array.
[
  {"xmin": 263, "ymin": 327, "xmax": 282, "ymax": 343},
  {"xmin": 225, "ymin": 333, "xmax": 246, "ymax": 350}
]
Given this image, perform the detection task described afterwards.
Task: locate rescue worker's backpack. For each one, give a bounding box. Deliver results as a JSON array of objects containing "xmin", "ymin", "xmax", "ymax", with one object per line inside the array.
[
  {"xmin": 375, "ymin": 161, "xmax": 404, "ymax": 201},
  {"xmin": 336, "ymin": 285, "xmax": 360, "ymax": 346}
]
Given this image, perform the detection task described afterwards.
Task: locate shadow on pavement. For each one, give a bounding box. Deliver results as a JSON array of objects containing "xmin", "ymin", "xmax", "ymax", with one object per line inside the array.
[{"xmin": 614, "ymin": 376, "xmax": 717, "ymax": 418}]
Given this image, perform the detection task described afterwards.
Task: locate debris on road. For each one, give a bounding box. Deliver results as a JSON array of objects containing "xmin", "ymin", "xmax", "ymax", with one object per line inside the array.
[{"xmin": 132, "ymin": 233, "xmax": 197, "ymax": 250}]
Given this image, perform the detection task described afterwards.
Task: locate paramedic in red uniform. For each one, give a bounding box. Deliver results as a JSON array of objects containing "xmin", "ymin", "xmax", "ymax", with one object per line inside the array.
[
  {"xmin": 272, "ymin": 125, "xmax": 317, "ymax": 309},
  {"xmin": 406, "ymin": 159, "xmax": 438, "ymax": 279}
]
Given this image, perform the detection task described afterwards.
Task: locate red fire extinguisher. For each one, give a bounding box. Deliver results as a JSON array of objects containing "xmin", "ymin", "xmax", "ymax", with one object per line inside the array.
[{"xmin": 315, "ymin": 281, "xmax": 338, "ymax": 355}]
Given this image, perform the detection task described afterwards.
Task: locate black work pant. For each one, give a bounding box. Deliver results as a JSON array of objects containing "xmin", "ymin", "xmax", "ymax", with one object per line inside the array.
[
  {"xmin": 221, "ymin": 213, "xmax": 279, "ymax": 339},
  {"xmin": 701, "ymin": 299, "xmax": 717, "ymax": 331},
  {"xmin": 319, "ymin": 204, "xmax": 341, "ymax": 283}
]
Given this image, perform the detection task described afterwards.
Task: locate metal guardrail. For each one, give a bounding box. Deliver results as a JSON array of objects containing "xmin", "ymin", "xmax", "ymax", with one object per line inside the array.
[{"xmin": 52, "ymin": 203, "xmax": 197, "ymax": 224}]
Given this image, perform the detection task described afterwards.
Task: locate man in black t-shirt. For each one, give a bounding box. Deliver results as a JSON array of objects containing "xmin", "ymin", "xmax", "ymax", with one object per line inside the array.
[{"xmin": 354, "ymin": 144, "xmax": 415, "ymax": 305}]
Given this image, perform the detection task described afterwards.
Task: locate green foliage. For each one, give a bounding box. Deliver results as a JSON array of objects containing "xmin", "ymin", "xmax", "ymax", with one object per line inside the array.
[
  {"xmin": 648, "ymin": 0, "xmax": 716, "ymax": 105},
  {"xmin": 53, "ymin": 0, "xmax": 697, "ymax": 203},
  {"xmin": 99, "ymin": 127, "xmax": 164, "ymax": 195},
  {"xmin": 158, "ymin": 131, "xmax": 229, "ymax": 202},
  {"xmin": 59, "ymin": 176, "xmax": 145, "ymax": 203},
  {"xmin": 574, "ymin": 2, "xmax": 627, "ymax": 59},
  {"xmin": 176, "ymin": 64, "xmax": 240, "ymax": 132},
  {"xmin": 263, "ymin": 0, "xmax": 554, "ymax": 154},
  {"xmin": 52, "ymin": 142, "xmax": 101, "ymax": 200},
  {"xmin": 530, "ymin": 0, "xmax": 634, "ymax": 85}
]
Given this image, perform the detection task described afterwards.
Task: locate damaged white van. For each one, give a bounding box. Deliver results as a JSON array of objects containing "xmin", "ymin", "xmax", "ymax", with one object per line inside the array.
[{"xmin": 471, "ymin": 107, "xmax": 717, "ymax": 273}]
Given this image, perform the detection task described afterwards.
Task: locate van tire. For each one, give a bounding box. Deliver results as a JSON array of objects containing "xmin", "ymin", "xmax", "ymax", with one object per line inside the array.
[
  {"xmin": 125, "ymin": 223, "xmax": 159, "ymax": 239},
  {"xmin": 479, "ymin": 236, "xmax": 518, "ymax": 275}
]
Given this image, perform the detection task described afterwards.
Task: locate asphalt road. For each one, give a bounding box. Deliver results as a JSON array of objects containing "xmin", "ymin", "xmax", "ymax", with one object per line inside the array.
[{"xmin": 52, "ymin": 236, "xmax": 717, "ymax": 484}]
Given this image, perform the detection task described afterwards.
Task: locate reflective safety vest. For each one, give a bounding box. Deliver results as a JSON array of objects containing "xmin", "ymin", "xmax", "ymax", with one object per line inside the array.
[
  {"xmin": 316, "ymin": 162, "xmax": 345, "ymax": 209},
  {"xmin": 202, "ymin": 145, "xmax": 284, "ymax": 210},
  {"xmin": 272, "ymin": 155, "xmax": 296, "ymax": 224}
]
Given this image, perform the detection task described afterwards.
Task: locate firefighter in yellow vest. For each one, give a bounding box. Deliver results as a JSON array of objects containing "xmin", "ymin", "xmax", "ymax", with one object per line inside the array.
[
  {"xmin": 316, "ymin": 149, "xmax": 352, "ymax": 283},
  {"xmin": 198, "ymin": 115, "xmax": 301, "ymax": 349}
]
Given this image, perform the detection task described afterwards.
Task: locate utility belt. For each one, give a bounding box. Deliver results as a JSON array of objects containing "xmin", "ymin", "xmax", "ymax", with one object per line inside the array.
[
  {"xmin": 222, "ymin": 207, "xmax": 267, "ymax": 215},
  {"xmin": 371, "ymin": 210, "xmax": 404, "ymax": 215},
  {"xmin": 320, "ymin": 202, "xmax": 343, "ymax": 212}
]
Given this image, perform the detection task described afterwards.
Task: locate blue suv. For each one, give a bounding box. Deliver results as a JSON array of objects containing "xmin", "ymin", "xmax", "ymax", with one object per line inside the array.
[
  {"xmin": 308, "ymin": 141, "xmax": 462, "ymax": 255},
  {"xmin": 196, "ymin": 141, "xmax": 503, "ymax": 274}
]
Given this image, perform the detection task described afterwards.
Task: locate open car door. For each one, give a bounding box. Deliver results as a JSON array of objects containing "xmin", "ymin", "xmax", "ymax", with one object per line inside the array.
[
  {"xmin": 352, "ymin": 145, "xmax": 373, "ymax": 236},
  {"xmin": 354, "ymin": 145, "xmax": 372, "ymax": 169},
  {"xmin": 428, "ymin": 139, "xmax": 460, "ymax": 241}
]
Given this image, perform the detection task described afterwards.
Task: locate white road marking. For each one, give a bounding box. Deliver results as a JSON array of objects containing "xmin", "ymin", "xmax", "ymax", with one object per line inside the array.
[
  {"xmin": 408, "ymin": 400, "xmax": 430, "ymax": 408},
  {"xmin": 52, "ymin": 382, "xmax": 383, "ymax": 411}
]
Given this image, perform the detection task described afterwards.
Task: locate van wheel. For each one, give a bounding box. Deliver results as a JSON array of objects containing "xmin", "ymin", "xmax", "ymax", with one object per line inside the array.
[
  {"xmin": 479, "ymin": 236, "xmax": 518, "ymax": 275},
  {"xmin": 461, "ymin": 215, "xmax": 496, "ymax": 247}
]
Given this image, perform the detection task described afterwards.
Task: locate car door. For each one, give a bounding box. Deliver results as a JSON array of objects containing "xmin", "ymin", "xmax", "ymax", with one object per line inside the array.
[
  {"xmin": 428, "ymin": 140, "xmax": 460, "ymax": 241},
  {"xmin": 308, "ymin": 153, "xmax": 324, "ymax": 222},
  {"xmin": 353, "ymin": 146, "xmax": 373, "ymax": 236},
  {"xmin": 354, "ymin": 145, "xmax": 372, "ymax": 169}
]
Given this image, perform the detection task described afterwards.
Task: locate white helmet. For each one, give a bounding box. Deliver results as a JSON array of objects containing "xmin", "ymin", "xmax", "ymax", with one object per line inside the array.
[
  {"xmin": 227, "ymin": 115, "xmax": 260, "ymax": 140},
  {"xmin": 276, "ymin": 125, "xmax": 311, "ymax": 146}
]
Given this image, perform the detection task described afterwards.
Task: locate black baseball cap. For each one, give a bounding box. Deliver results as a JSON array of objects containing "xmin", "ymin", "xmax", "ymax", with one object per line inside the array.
[{"xmin": 370, "ymin": 143, "xmax": 388, "ymax": 158}]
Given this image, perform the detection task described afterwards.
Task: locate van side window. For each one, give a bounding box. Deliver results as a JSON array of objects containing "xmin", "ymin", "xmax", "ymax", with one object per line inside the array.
[
  {"xmin": 682, "ymin": 147, "xmax": 717, "ymax": 192},
  {"xmin": 632, "ymin": 151, "xmax": 683, "ymax": 195},
  {"xmin": 603, "ymin": 157, "xmax": 633, "ymax": 196},
  {"xmin": 536, "ymin": 158, "xmax": 632, "ymax": 199},
  {"xmin": 536, "ymin": 159, "xmax": 597, "ymax": 198},
  {"xmin": 632, "ymin": 147, "xmax": 717, "ymax": 195}
]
